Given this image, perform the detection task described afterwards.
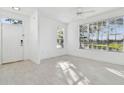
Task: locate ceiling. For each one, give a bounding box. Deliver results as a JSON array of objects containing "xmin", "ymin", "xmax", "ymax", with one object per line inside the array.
[
  {"xmin": 1, "ymin": 7, "xmax": 36, "ymax": 16},
  {"xmin": 0, "ymin": 7, "xmax": 121, "ymax": 23},
  {"xmin": 39, "ymin": 7, "xmax": 120, "ymax": 23}
]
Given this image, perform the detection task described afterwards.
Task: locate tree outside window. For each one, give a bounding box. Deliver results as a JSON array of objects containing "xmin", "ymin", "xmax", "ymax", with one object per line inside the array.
[
  {"xmin": 79, "ymin": 16, "xmax": 124, "ymax": 52},
  {"xmin": 57, "ymin": 26, "xmax": 64, "ymax": 48}
]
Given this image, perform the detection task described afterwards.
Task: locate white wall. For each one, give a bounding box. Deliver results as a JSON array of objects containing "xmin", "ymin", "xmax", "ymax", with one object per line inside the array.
[
  {"xmin": 38, "ymin": 12, "xmax": 67, "ymax": 60},
  {"xmin": 0, "ymin": 9, "xmax": 30, "ymax": 64},
  {"xmin": 0, "ymin": 8, "xmax": 67, "ymax": 64},
  {"xmin": 67, "ymin": 8, "xmax": 124, "ymax": 65},
  {"xmin": 28, "ymin": 10, "xmax": 40, "ymax": 64}
]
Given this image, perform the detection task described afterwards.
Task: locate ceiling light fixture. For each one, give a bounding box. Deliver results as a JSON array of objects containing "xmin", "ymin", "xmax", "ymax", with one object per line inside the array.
[
  {"xmin": 12, "ymin": 7, "xmax": 20, "ymax": 11},
  {"xmin": 76, "ymin": 7, "xmax": 95, "ymax": 16}
]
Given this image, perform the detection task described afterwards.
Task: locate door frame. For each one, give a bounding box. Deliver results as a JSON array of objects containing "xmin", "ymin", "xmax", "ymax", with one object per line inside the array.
[{"xmin": 0, "ymin": 23, "xmax": 24, "ymax": 64}]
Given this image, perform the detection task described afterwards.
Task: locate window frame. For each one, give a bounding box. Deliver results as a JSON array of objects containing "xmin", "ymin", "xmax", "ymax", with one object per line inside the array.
[
  {"xmin": 79, "ymin": 16, "xmax": 124, "ymax": 52},
  {"xmin": 56, "ymin": 26, "xmax": 64, "ymax": 49}
]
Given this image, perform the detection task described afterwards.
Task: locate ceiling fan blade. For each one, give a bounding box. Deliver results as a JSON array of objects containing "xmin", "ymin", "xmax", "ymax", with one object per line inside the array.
[
  {"xmin": 82, "ymin": 10, "xmax": 95, "ymax": 14},
  {"xmin": 76, "ymin": 10, "xmax": 95, "ymax": 16}
]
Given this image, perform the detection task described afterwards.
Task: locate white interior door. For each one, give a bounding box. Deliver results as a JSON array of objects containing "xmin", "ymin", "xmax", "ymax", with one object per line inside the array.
[{"xmin": 2, "ymin": 24, "xmax": 24, "ymax": 63}]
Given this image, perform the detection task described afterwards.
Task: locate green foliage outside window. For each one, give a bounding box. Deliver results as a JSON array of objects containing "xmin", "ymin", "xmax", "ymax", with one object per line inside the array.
[
  {"xmin": 79, "ymin": 17, "xmax": 124, "ymax": 52},
  {"xmin": 57, "ymin": 27, "xmax": 64, "ymax": 48}
]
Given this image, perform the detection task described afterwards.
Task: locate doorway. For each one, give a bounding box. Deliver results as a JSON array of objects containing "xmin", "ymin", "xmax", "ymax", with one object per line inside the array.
[{"xmin": 0, "ymin": 18, "xmax": 24, "ymax": 64}]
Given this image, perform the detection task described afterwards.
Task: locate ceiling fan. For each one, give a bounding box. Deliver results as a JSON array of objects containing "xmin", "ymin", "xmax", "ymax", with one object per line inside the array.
[{"xmin": 76, "ymin": 7, "xmax": 95, "ymax": 16}]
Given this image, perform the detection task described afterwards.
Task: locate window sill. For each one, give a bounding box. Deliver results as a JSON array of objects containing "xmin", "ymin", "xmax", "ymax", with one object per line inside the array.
[{"xmin": 78, "ymin": 48, "xmax": 124, "ymax": 54}]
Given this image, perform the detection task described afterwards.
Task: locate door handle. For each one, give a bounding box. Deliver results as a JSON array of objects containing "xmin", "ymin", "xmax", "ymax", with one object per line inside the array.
[{"xmin": 21, "ymin": 40, "xmax": 23, "ymax": 46}]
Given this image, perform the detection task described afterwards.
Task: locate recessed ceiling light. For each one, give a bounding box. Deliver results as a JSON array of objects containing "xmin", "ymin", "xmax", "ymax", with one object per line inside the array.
[{"xmin": 12, "ymin": 7, "xmax": 20, "ymax": 11}]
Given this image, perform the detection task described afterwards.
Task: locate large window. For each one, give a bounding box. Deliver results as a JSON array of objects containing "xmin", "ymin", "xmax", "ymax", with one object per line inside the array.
[
  {"xmin": 56, "ymin": 26, "xmax": 64, "ymax": 48},
  {"xmin": 79, "ymin": 24, "xmax": 89, "ymax": 49},
  {"xmin": 79, "ymin": 16, "xmax": 124, "ymax": 52}
]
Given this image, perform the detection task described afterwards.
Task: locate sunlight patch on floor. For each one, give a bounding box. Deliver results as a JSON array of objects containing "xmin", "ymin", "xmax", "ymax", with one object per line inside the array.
[
  {"xmin": 56, "ymin": 61, "xmax": 90, "ymax": 85},
  {"xmin": 105, "ymin": 67, "xmax": 124, "ymax": 78}
]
